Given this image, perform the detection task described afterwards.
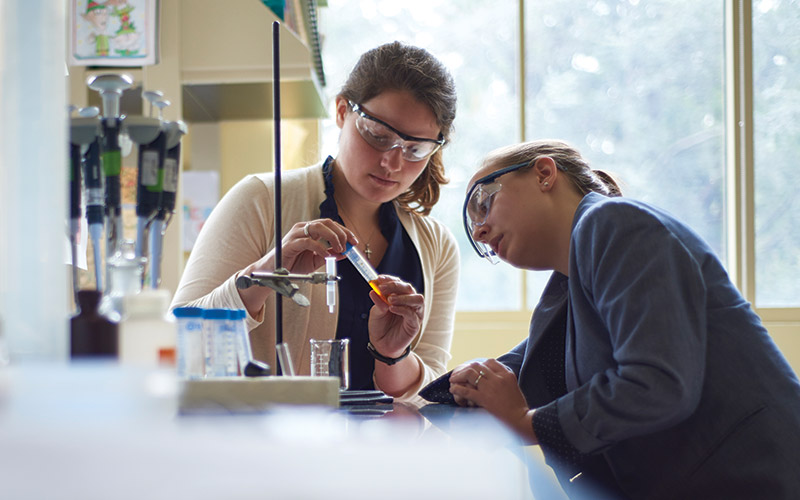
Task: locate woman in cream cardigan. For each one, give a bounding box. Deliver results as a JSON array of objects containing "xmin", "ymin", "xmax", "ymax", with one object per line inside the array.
[{"xmin": 171, "ymin": 42, "xmax": 459, "ymax": 399}]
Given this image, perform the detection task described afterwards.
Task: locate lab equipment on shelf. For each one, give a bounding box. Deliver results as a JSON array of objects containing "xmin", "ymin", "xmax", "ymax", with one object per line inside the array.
[{"xmin": 67, "ymin": 73, "xmax": 187, "ymax": 316}]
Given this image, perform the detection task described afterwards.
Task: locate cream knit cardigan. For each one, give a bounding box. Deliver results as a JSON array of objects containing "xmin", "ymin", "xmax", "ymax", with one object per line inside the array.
[{"xmin": 171, "ymin": 163, "xmax": 460, "ymax": 399}]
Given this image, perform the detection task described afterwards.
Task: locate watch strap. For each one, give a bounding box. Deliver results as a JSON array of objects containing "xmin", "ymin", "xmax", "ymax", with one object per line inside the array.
[{"xmin": 367, "ymin": 342, "xmax": 411, "ymax": 366}]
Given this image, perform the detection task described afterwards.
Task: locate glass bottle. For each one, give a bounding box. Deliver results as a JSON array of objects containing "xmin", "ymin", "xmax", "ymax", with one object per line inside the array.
[
  {"xmin": 100, "ymin": 239, "xmax": 146, "ymax": 323},
  {"xmin": 70, "ymin": 290, "xmax": 118, "ymax": 358}
]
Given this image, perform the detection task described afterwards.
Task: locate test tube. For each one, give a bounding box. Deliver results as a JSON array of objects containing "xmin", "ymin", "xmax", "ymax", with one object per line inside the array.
[
  {"xmin": 325, "ymin": 256, "xmax": 336, "ymax": 313},
  {"xmin": 172, "ymin": 306, "xmax": 204, "ymax": 379},
  {"xmin": 232, "ymin": 309, "xmax": 251, "ymax": 375},
  {"xmin": 343, "ymin": 243, "xmax": 387, "ymax": 303},
  {"xmin": 276, "ymin": 342, "xmax": 296, "ymax": 376}
]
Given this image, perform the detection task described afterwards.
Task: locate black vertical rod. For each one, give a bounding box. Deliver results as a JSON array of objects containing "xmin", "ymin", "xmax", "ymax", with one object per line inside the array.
[{"xmin": 272, "ymin": 21, "xmax": 284, "ymax": 372}]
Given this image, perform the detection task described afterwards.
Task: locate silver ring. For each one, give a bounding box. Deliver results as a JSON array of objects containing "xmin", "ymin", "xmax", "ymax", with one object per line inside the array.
[
  {"xmin": 303, "ymin": 223, "xmax": 311, "ymax": 237},
  {"xmin": 474, "ymin": 370, "xmax": 485, "ymax": 387}
]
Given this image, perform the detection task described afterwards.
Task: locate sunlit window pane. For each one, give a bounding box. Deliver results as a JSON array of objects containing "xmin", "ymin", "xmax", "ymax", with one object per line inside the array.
[
  {"xmin": 753, "ymin": 0, "xmax": 800, "ymax": 308},
  {"xmin": 524, "ymin": 1, "xmax": 726, "ymax": 308}
]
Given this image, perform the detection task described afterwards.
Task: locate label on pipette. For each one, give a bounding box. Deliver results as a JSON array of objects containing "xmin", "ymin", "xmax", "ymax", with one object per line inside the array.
[{"xmin": 343, "ymin": 243, "xmax": 388, "ymax": 303}]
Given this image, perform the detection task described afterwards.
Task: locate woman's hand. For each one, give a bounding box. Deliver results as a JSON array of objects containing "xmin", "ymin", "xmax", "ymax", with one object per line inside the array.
[
  {"xmin": 448, "ymin": 361, "xmax": 484, "ymax": 407},
  {"xmin": 367, "ymin": 275, "xmax": 424, "ymax": 358},
  {"xmin": 252, "ymin": 218, "xmax": 357, "ymax": 275},
  {"xmin": 238, "ymin": 219, "xmax": 356, "ymax": 316},
  {"xmin": 449, "ymin": 359, "xmax": 536, "ymax": 442}
]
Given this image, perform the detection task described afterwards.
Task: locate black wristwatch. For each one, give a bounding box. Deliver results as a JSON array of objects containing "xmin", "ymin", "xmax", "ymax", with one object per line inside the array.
[{"xmin": 367, "ymin": 342, "xmax": 411, "ymax": 366}]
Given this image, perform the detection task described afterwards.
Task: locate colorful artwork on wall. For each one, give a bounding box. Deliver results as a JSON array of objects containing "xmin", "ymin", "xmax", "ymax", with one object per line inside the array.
[{"xmin": 70, "ymin": 0, "xmax": 159, "ymax": 67}]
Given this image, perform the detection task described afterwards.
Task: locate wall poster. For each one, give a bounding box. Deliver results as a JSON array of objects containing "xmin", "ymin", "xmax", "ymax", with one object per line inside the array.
[{"xmin": 69, "ymin": 0, "xmax": 159, "ymax": 67}]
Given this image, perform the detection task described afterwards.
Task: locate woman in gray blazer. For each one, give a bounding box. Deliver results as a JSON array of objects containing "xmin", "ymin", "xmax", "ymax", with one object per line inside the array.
[{"xmin": 449, "ymin": 139, "xmax": 800, "ymax": 499}]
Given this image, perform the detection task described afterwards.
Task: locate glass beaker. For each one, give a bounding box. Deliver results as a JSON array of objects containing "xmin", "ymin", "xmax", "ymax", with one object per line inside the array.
[{"xmin": 310, "ymin": 338, "xmax": 350, "ymax": 390}]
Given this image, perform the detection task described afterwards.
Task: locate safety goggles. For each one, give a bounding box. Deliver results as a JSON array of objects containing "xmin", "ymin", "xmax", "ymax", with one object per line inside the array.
[
  {"xmin": 463, "ymin": 161, "xmax": 530, "ymax": 263},
  {"xmin": 349, "ymin": 101, "xmax": 445, "ymax": 162}
]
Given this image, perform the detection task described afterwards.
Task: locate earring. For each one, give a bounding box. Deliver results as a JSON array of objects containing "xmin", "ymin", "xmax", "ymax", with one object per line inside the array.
[{"xmin": 544, "ymin": 182, "xmax": 550, "ymax": 188}]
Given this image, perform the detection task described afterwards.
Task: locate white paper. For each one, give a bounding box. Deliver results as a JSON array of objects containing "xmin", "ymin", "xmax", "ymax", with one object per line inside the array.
[{"xmin": 181, "ymin": 170, "xmax": 220, "ymax": 252}]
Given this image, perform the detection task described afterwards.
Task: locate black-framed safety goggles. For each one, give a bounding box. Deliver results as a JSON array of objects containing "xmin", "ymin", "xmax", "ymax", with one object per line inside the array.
[
  {"xmin": 349, "ymin": 101, "xmax": 445, "ymax": 162},
  {"xmin": 463, "ymin": 161, "xmax": 531, "ymax": 263}
]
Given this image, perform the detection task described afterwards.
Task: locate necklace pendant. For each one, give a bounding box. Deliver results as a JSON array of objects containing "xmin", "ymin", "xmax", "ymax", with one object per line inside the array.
[{"xmin": 364, "ymin": 243, "xmax": 372, "ymax": 261}]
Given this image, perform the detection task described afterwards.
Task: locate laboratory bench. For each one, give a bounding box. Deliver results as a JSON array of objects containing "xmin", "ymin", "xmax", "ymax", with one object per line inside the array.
[{"xmin": 0, "ymin": 362, "xmax": 562, "ymax": 499}]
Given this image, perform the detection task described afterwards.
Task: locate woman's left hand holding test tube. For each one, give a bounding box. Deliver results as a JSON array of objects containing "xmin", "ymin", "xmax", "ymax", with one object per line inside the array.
[
  {"xmin": 366, "ymin": 275, "xmax": 425, "ymax": 396},
  {"xmin": 367, "ymin": 276, "xmax": 424, "ymax": 356}
]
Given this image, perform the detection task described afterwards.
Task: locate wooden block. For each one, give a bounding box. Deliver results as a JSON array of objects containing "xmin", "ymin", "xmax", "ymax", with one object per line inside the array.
[{"xmin": 178, "ymin": 376, "xmax": 339, "ymax": 413}]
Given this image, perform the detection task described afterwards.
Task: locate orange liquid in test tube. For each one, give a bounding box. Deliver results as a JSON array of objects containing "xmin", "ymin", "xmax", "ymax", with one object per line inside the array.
[{"xmin": 344, "ymin": 243, "xmax": 389, "ymax": 304}]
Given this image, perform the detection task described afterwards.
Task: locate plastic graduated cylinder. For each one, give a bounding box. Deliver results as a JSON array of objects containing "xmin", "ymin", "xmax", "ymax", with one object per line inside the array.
[
  {"xmin": 201, "ymin": 308, "xmax": 237, "ymax": 377},
  {"xmin": 342, "ymin": 243, "xmax": 387, "ymax": 303}
]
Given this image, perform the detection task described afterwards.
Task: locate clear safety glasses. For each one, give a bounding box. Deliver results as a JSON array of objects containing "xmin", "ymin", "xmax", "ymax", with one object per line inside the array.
[
  {"xmin": 349, "ymin": 101, "xmax": 445, "ymax": 162},
  {"xmin": 463, "ymin": 161, "xmax": 531, "ymax": 263}
]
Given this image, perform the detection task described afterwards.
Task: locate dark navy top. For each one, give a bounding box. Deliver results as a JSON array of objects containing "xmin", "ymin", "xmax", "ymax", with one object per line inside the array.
[{"xmin": 318, "ymin": 157, "xmax": 424, "ymax": 390}]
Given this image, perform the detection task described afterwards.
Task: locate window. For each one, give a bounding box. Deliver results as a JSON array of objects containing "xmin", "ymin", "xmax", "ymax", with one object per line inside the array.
[
  {"xmin": 753, "ymin": 0, "xmax": 800, "ymax": 307},
  {"xmin": 319, "ymin": 0, "xmax": 799, "ymax": 320},
  {"xmin": 523, "ymin": 0, "xmax": 726, "ymax": 307}
]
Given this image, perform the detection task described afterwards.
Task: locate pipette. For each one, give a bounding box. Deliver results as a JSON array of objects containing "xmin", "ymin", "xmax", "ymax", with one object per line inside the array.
[
  {"xmin": 79, "ymin": 107, "xmax": 106, "ymax": 291},
  {"xmin": 125, "ymin": 91, "xmax": 164, "ymax": 265},
  {"xmin": 159, "ymin": 120, "xmax": 187, "ymax": 223},
  {"xmin": 87, "ymin": 74, "xmax": 133, "ymax": 284},
  {"xmin": 343, "ymin": 243, "xmax": 388, "ymax": 303},
  {"xmin": 145, "ymin": 99, "xmax": 175, "ymax": 289},
  {"xmin": 148, "ymin": 118, "xmax": 186, "ymax": 289},
  {"xmin": 69, "ymin": 107, "xmax": 101, "ymax": 299},
  {"xmin": 68, "ymin": 109, "xmax": 81, "ymax": 303},
  {"xmin": 325, "ymin": 256, "xmax": 337, "ymax": 313}
]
